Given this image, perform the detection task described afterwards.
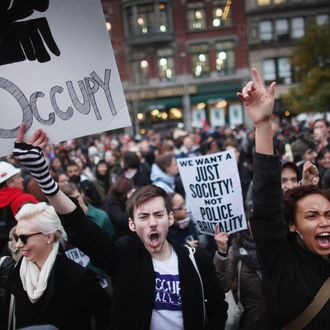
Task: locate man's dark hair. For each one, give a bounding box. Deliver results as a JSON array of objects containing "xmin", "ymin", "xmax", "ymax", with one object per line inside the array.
[
  {"xmin": 283, "ymin": 185, "xmax": 330, "ymax": 225},
  {"xmin": 313, "ymin": 118, "xmax": 329, "ymax": 129},
  {"xmin": 155, "ymin": 153, "xmax": 174, "ymax": 173},
  {"xmin": 127, "ymin": 184, "xmax": 172, "ymax": 220},
  {"xmin": 108, "ymin": 176, "xmax": 134, "ymax": 200},
  {"xmin": 281, "ymin": 161, "xmax": 299, "ymax": 179},
  {"xmin": 223, "ymin": 138, "xmax": 239, "ymax": 151},
  {"xmin": 66, "ymin": 160, "xmax": 79, "ymax": 168},
  {"xmin": 122, "ymin": 151, "xmax": 140, "ymax": 169}
]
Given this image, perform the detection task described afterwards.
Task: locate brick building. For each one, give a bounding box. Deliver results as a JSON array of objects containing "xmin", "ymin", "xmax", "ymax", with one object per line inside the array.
[{"xmin": 102, "ymin": 0, "xmax": 250, "ymax": 134}]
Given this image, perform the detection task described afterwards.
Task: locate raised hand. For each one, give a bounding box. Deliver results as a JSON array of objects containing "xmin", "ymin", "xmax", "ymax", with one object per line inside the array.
[
  {"xmin": 237, "ymin": 68, "xmax": 276, "ymax": 126},
  {"xmin": 214, "ymin": 224, "xmax": 229, "ymax": 254},
  {"xmin": 16, "ymin": 123, "xmax": 48, "ymax": 148},
  {"xmin": 14, "ymin": 123, "xmax": 59, "ymax": 196},
  {"xmin": 301, "ymin": 161, "xmax": 319, "ymax": 186}
]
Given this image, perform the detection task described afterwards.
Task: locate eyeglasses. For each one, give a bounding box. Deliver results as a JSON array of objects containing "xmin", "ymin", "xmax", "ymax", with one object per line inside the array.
[{"xmin": 13, "ymin": 232, "xmax": 42, "ymax": 245}]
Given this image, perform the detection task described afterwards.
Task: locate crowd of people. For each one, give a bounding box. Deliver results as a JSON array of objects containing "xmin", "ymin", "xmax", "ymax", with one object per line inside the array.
[{"xmin": 0, "ymin": 68, "xmax": 329, "ymax": 329}]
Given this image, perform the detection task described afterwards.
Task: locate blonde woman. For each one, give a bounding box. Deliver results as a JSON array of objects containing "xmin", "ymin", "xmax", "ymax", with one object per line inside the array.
[{"xmin": 1, "ymin": 202, "xmax": 110, "ymax": 330}]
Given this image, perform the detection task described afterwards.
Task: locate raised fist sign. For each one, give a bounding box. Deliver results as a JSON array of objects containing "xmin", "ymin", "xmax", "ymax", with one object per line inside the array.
[{"xmin": 0, "ymin": 0, "xmax": 60, "ymax": 65}]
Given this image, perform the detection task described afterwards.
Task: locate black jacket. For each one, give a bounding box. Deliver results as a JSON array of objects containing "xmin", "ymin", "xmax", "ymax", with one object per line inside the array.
[
  {"xmin": 59, "ymin": 205, "xmax": 228, "ymax": 330},
  {"xmin": 104, "ymin": 194, "xmax": 133, "ymax": 240},
  {"xmin": 1, "ymin": 253, "xmax": 111, "ymax": 330},
  {"xmin": 252, "ymin": 152, "xmax": 330, "ymax": 329}
]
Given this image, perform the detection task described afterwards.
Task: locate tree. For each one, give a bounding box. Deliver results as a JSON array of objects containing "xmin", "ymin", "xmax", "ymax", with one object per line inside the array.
[{"xmin": 283, "ymin": 24, "xmax": 330, "ymax": 114}]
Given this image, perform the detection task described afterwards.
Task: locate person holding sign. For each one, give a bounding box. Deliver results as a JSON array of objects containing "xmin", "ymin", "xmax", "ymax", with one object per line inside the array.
[
  {"xmin": 213, "ymin": 223, "xmax": 265, "ymax": 329},
  {"xmin": 237, "ymin": 68, "xmax": 330, "ymax": 329},
  {"xmin": 11, "ymin": 124, "xmax": 228, "ymax": 330}
]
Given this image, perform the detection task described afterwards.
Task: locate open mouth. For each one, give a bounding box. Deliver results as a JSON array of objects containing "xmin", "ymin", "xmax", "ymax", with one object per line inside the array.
[
  {"xmin": 149, "ymin": 232, "xmax": 160, "ymax": 248},
  {"xmin": 315, "ymin": 232, "xmax": 330, "ymax": 249}
]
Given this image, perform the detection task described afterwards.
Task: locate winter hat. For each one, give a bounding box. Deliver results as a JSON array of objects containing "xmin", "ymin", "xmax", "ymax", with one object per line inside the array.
[{"xmin": 0, "ymin": 161, "xmax": 21, "ymax": 184}]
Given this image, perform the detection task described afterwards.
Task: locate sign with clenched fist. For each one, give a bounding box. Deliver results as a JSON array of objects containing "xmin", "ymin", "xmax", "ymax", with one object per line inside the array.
[{"xmin": 0, "ymin": 0, "xmax": 131, "ymax": 156}]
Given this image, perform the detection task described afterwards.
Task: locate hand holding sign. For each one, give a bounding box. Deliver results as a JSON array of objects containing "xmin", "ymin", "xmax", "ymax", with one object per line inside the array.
[
  {"xmin": 214, "ymin": 224, "xmax": 229, "ymax": 254},
  {"xmin": 14, "ymin": 123, "xmax": 59, "ymax": 196},
  {"xmin": 16, "ymin": 123, "xmax": 48, "ymax": 148}
]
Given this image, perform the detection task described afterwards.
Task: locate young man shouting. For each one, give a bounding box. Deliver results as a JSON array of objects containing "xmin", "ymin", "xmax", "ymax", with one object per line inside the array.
[{"xmin": 13, "ymin": 124, "xmax": 227, "ymax": 330}]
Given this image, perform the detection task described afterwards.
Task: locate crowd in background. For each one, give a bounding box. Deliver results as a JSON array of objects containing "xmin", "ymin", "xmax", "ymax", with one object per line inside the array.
[{"xmin": 1, "ymin": 111, "xmax": 330, "ymax": 329}]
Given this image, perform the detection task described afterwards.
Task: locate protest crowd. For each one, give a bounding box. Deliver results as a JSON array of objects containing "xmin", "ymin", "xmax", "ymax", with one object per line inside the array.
[{"xmin": 0, "ymin": 69, "xmax": 329, "ymax": 330}]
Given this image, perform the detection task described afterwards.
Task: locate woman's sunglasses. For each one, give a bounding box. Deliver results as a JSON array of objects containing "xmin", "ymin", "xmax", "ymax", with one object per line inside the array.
[{"xmin": 13, "ymin": 232, "xmax": 42, "ymax": 245}]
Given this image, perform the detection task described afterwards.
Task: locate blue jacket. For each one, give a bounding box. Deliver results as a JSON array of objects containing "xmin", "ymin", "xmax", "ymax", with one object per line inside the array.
[{"xmin": 150, "ymin": 164, "xmax": 175, "ymax": 193}]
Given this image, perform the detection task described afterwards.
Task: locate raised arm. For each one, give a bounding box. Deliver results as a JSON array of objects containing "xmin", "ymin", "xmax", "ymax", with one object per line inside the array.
[
  {"xmin": 238, "ymin": 69, "xmax": 289, "ymax": 277},
  {"xmin": 13, "ymin": 123, "xmax": 76, "ymax": 214},
  {"xmin": 237, "ymin": 68, "xmax": 276, "ymax": 155}
]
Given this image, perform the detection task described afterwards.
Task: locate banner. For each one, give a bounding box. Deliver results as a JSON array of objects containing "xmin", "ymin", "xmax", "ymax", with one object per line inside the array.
[
  {"xmin": 177, "ymin": 150, "xmax": 247, "ymax": 235},
  {"xmin": 0, "ymin": 0, "xmax": 131, "ymax": 156}
]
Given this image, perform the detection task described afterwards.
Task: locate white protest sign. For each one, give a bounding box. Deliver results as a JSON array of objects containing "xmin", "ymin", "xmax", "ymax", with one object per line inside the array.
[
  {"xmin": 0, "ymin": 0, "xmax": 131, "ymax": 157},
  {"xmin": 65, "ymin": 248, "xmax": 90, "ymax": 268},
  {"xmin": 177, "ymin": 150, "xmax": 247, "ymax": 235}
]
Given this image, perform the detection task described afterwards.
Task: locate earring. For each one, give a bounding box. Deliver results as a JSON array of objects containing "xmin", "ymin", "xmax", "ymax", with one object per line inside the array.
[{"xmin": 47, "ymin": 241, "xmax": 51, "ymax": 245}]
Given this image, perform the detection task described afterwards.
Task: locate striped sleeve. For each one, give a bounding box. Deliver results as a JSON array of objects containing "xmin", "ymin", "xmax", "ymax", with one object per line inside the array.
[{"xmin": 13, "ymin": 142, "xmax": 59, "ymax": 196}]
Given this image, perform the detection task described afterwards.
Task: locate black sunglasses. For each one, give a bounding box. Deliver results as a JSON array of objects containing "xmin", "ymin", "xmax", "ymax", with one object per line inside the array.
[{"xmin": 13, "ymin": 232, "xmax": 42, "ymax": 245}]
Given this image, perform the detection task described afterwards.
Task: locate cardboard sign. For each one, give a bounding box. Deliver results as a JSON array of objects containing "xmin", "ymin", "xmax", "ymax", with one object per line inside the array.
[
  {"xmin": 0, "ymin": 0, "xmax": 131, "ymax": 156},
  {"xmin": 177, "ymin": 150, "xmax": 247, "ymax": 235}
]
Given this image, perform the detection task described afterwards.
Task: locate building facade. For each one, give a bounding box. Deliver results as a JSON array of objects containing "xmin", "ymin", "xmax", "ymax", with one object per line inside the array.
[
  {"xmin": 245, "ymin": 0, "xmax": 330, "ymax": 115},
  {"xmin": 102, "ymin": 0, "xmax": 250, "ymax": 134}
]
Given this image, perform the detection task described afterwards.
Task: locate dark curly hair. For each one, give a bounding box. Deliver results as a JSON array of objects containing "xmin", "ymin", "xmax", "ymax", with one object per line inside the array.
[{"xmin": 283, "ymin": 185, "xmax": 330, "ymax": 225}]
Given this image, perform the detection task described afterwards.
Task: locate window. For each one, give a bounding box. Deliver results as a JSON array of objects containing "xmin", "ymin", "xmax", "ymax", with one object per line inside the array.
[
  {"xmin": 159, "ymin": 2, "xmax": 169, "ymax": 32},
  {"xmin": 259, "ymin": 21, "xmax": 273, "ymax": 41},
  {"xmin": 278, "ymin": 58, "xmax": 292, "ymax": 84},
  {"xmin": 132, "ymin": 58, "xmax": 149, "ymax": 84},
  {"xmin": 212, "ymin": 1, "xmax": 231, "ymax": 27},
  {"xmin": 275, "ymin": 18, "xmax": 289, "ymax": 41},
  {"xmin": 263, "ymin": 59, "xmax": 276, "ymax": 83},
  {"xmin": 187, "ymin": 5, "xmax": 206, "ymax": 30},
  {"xmin": 158, "ymin": 49, "xmax": 175, "ymax": 81},
  {"xmin": 125, "ymin": 6, "xmax": 136, "ymax": 36},
  {"xmin": 215, "ymin": 40, "xmax": 235, "ymax": 75},
  {"xmin": 263, "ymin": 57, "xmax": 292, "ymax": 85},
  {"xmin": 190, "ymin": 44, "xmax": 210, "ymax": 77},
  {"xmin": 125, "ymin": 2, "xmax": 171, "ymax": 37},
  {"xmin": 316, "ymin": 14, "xmax": 329, "ymax": 26},
  {"xmin": 291, "ymin": 17, "xmax": 305, "ymax": 39},
  {"xmin": 137, "ymin": 4, "xmax": 155, "ymax": 34},
  {"xmin": 257, "ymin": 0, "xmax": 271, "ymax": 5},
  {"xmin": 257, "ymin": 0, "xmax": 285, "ymax": 5}
]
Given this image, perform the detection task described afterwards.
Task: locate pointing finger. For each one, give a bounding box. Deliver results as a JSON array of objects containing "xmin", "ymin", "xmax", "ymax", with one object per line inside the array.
[
  {"xmin": 268, "ymin": 81, "xmax": 276, "ymax": 97},
  {"xmin": 214, "ymin": 223, "xmax": 219, "ymax": 236},
  {"xmin": 251, "ymin": 68, "xmax": 263, "ymax": 88},
  {"xmin": 16, "ymin": 123, "xmax": 26, "ymax": 143}
]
